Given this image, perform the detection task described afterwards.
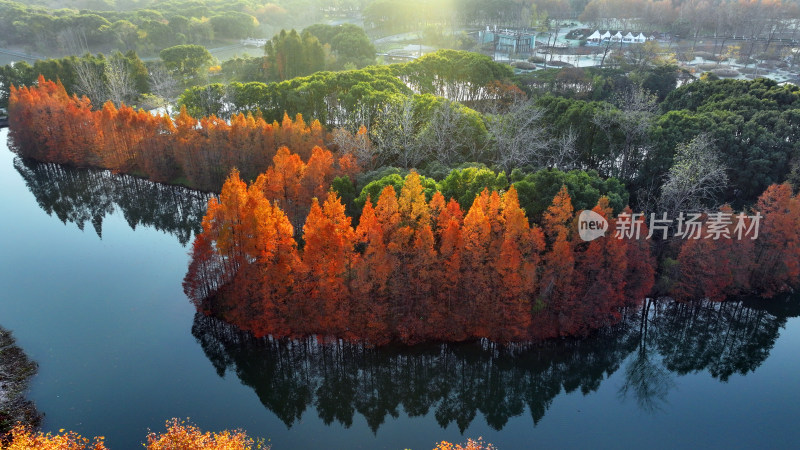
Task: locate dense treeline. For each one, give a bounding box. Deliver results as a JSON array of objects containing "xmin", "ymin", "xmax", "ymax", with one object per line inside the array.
[
  {"xmin": 650, "ymin": 78, "xmax": 800, "ymax": 205},
  {"xmin": 516, "ymin": 65, "xmax": 691, "ymax": 103},
  {"xmin": 7, "ymin": 72, "xmax": 627, "ymax": 217},
  {"xmin": 214, "ymin": 24, "xmax": 378, "ymax": 85},
  {"xmin": 0, "ymin": 0, "xmax": 327, "ymax": 55},
  {"xmin": 178, "ymin": 52, "xmax": 800, "ymax": 209},
  {"xmin": 184, "ymin": 153, "xmax": 800, "ymax": 345},
  {"xmin": 670, "ymin": 184, "xmax": 800, "ymax": 300},
  {"xmin": 0, "ymin": 51, "xmax": 149, "ymax": 108},
  {"xmin": 578, "ymin": 0, "xmax": 798, "ymax": 54},
  {"xmin": 362, "ymin": 0, "xmax": 575, "ymax": 31},
  {"xmin": 184, "ymin": 165, "xmax": 650, "ymax": 344},
  {"xmin": 0, "ymin": 22, "xmax": 379, "ymax": 110},
  {"xmin": 3, "ymin": 0, "xmax": 796, "ymax": 66},
  {"xmin": 178, "ymin": 50, "xmax": 514, "ymax": 122},
  {"xmin": 521, "ymin": 76, "xmax": 800, "ymax": 209},
  {"xmin": 178, "ymin": 65, "xmax": 412, "ymax": 124},
  {"xmin": 346, "ymin": 164, "xmax": 628, "ymax": 224},
  {"xmin": 7, "ymin": 77, "xmax": 358, "ymax": 192}
]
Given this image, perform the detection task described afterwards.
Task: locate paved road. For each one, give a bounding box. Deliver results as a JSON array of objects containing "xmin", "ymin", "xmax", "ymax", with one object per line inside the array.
[{"xmin": 0, "ymin": 48, "xmax": 43, "ymax": 62}]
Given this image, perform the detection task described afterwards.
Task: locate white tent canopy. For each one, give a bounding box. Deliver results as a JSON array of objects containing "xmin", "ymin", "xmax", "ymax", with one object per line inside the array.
[{"xmin": 588, "ymin": 30, "xmax": 602, "ymax": 41}]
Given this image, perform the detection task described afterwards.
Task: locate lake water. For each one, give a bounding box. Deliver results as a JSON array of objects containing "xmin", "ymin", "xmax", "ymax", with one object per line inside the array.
[{"xmin": 2, "ymin": 127, "xmax": 800, "ymax": 449}]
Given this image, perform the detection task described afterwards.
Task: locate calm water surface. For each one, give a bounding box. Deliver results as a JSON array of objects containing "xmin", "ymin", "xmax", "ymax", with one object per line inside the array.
[{"xmin": 1, "ymin": 128, "xmax": 800, "ymax": 449}]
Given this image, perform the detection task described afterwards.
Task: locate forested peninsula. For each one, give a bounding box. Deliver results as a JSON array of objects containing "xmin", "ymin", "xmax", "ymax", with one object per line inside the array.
[{"xmin": 8, "ymin": 42, "xmax": 800, "ymax": 345}]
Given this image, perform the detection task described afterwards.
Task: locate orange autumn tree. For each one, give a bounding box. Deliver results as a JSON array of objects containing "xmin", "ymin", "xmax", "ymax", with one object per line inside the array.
[
  {"xmin": 621, "ymin": 207, "xmax": 655, "ymax": 304},
  {"xmin": 9, "ymin": 77, "xmax": 99, "ymax": 166},
  {"xmin": 391, "ymin": 171, "xmax": 436, "ymax": 342},
  {"xmin": 750, "ymin": 183, "xmax": 800, "ymax": 296},
  {"xmin": 240, "ymin": 181, "xmax": 300, "ymax": 338},
  {"xmin": 459, "ymin": 190, "xmax": 494, "ymax": 337},
  {"xmin": 434, "ymin": 438, "xmax": 496, "ymax": 450},
  {"xmin": 299, "ymin": 191, "xmax": 355, "ymax": 336},
  {"xmin": 4, "ymin": 421, "xmax": 485, "ymax": 450},
  {"xmin": 428, "ymin": 192, "xmax": 465, "ymax": 340},
  {"xmin": 184, "ymin": 168, "xmax": 300, "ymax": 338},
  {"xmin": 491, "ymin": 186, "xmax": 539, "ymax": 342},
  {"xmin": 258, "ymin": 147, "xmax": 306, "ymax": 229},
  {"xmin": 572, "ymin": 197, "xmax": 629, "ymax": 332},
  {"xmin": 670, "ymin": 185, "xmax": 800, "ymax": 301},
  {"xmin": 350, "ymin": 196, "xmax": 392, "ymax": 344},
  {"xmin": 672, "ymin": 206, "xmax": 752, "ymax": 301},
  {"xmin": 8, "ymin": 78, "xmax": 351, "ymax": 192},
  {"xmin": 255, "ymin": 146, "xmax": 342, "ymax": 236},
  {"xmin": 538, "ymin": 185, "xmax": 577, "ymax": 336}
]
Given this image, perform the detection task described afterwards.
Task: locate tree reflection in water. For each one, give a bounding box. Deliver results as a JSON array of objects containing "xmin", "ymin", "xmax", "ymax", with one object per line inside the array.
[
  {"xmin": 618, "ymin": 299, "xmax": 675, "ymax": 413},
  {"xmin": 192, "ymin": 309, "xmax": 642, "ymax": 432},
  {"xmin": 193, "ymin": 295, "xmax": 799, "ymax": 432},
  {"xmin": 621, "ymin": 295, "xmax": 799, "ymax": 413},
  {"xmin": 13, "ymin": 157, "xmax": 210, "ymax": 245}
]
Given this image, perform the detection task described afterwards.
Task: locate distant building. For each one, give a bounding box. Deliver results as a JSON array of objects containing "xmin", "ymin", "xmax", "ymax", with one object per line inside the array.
[
  {"xmin": 241, "ymin": 38, "xmax": 268, "ymax": 47},
  {"xmin": 585, "ymin": 30, "xmax": 656, "ymax": 45},
  {"xmin": 623, "ymin": 32, "xmax": 635, "ymax": 43},
  {"xmin": 478, "ymin": 27, "xmax": 536, "ymax": 55}
]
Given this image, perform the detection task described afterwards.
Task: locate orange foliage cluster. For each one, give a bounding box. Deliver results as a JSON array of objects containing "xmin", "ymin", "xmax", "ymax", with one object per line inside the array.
[
  {"xmin": 144, "ymin": 419, "xmax": 262, "ymax": 450},
  {"xmin": 185, "ymin": 154, "xmax": 655, "ymax": 344},
  {"xmin": 7, "ymin": 77, "xmax": 355, "ymax": 192},
  {"xmin": 673, "ymin": 183, "xmax": 800, "ymax": 301},
  {"xmin": 3, "ymin": 421, "xmax": 488, "ymax": 449},
  {"xmin": 3, "ymin": 420, "xmax": 260, "ymax": 450},
  {"xmin": 434, "ymin": 438, "xmax": 496, "ymax": 450},
  {"xmin": 3, "ymin": 426, "xmax": 107, "ymax": 450}
]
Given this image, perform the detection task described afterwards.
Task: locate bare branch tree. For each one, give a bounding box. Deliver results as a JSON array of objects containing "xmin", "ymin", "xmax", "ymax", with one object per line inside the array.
[
  {"xmin": 106, "ymin": 54, "xmax": 136, "ymax": 107},
  {"xmin": 148, "ymin": 63, "xmax": 178, "ymax": 112},
  {"xmin": 486, "ymin": 98, "xmax": 579, "ymax": 172},
  {"xmin": 550, "ymin": 126, "xmax": 579, "ymax": 171},
  {"xmin": 332, "ymin": 127, "xmax": 376, "ymax": 170},
  {"xmin": 593, "ymin": 85, "xmax": 657, "ymax": 181},
  {"xmin": 486, "ymin": 99, "xmax": 549, "ymax": 172},
  {"xmin": 418, "ymin": 99, "xmax": 486, "ymax": 166},
  {"xmin": 658, "ymin": 133, "xmax": 728, "ymax": 217},
  {"xmin": 370, "ymin": 98, "xmax": 427, "ymax": 168},
  {"xmin": 74, "ymin": 57, "xmax": 107, "ymax": 106}
]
